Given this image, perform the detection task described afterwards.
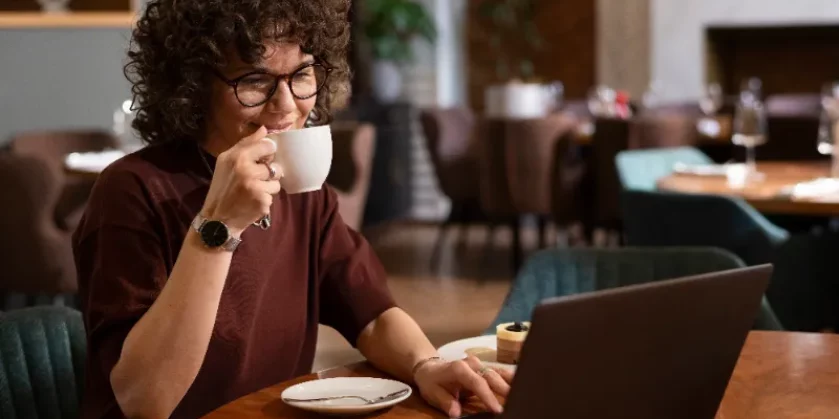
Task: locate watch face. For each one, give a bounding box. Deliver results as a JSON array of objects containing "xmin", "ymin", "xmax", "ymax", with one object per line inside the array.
[{"xmin": 200, "ymin": 221, "xmax": 229, "ymax": 247}]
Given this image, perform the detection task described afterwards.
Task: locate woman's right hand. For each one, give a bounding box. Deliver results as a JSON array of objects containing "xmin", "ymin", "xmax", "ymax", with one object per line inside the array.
[{"xmin": 200, "ymin": 126, "xmax": 283, "ymax": 236}]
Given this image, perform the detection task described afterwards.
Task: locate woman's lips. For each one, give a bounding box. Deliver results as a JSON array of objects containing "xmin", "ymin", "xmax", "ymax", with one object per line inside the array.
[{"xmin": 254, "ymin": 122, "xmax": 293, "ymax": 134}]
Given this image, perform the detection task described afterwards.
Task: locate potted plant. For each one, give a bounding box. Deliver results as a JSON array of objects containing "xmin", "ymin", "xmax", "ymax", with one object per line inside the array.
[
  {"xmin": 362, "ymin": 0, "xmax": 437, "ymax": 103},
  {"xmin": 476, "ymin": 0, "xmax": 561, "ymax": 118}
]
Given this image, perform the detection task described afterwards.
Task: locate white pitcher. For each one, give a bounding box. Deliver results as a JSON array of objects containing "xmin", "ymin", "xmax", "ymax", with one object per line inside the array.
[{"xmin": 484, "ymin": 81, "xmax": 563, "ymax": 119}]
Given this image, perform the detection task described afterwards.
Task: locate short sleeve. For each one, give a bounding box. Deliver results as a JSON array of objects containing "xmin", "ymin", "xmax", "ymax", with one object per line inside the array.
[
  {"xmin": 72, "ymin": 164, "xmax": 169, "ymax": 376},
  {"xmin": 317, "ymin": 186, "xmax": 397, "ymax": 346}
]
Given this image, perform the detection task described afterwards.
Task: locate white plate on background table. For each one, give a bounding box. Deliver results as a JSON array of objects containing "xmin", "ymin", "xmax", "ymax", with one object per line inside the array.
[
  {"xmin": 671, "ymin": 162, "xmax": 740, "ymax": 177},
  {"xmin": 437, "ymin": 335, "xmax": 517, "ymax": 372},
  {"xmin": 64, "ymin": 150, "xmax": 126, "ymax": 173},
  {"xmin": 281, "ymin": 377, "xmax": 411, "ymax": 415}
]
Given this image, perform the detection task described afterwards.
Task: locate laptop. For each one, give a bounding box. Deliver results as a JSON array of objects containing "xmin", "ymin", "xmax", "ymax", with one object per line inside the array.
[{"xmin": 464, "ymin": 264, "xmax": 773, "ymax": 419}]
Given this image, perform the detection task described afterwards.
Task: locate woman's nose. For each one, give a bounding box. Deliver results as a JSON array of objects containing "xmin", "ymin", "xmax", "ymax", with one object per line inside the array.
[{"xmin": 265, "ymin": 82, "xmax": 297, "ymax": 114}]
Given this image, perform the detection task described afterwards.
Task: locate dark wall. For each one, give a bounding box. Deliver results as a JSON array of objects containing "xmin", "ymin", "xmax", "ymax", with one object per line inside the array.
[{"xmin": 708, "ymin": 24, "xmax": 839, "ymax": 95}]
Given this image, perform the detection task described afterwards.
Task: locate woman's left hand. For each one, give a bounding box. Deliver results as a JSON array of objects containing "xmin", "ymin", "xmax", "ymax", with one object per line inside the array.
[{"xmin": 413, "ymin": 355, "xmax": 514, "ymax": 418}]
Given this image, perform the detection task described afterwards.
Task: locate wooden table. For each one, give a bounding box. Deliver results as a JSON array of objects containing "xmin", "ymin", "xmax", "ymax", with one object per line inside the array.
[
  {"xmin": 205, "ymin": 331, "xmax": 839, "ymax": 418},
  {"xmin": 657, "ymin": 161, "xmax": 839, "ymax": 216}
]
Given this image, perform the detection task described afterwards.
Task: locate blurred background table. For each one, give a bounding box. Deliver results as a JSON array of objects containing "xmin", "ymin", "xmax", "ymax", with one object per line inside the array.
[{"xmin": 657, "ymin": 161, "xmax": 839, "ymax": 216}]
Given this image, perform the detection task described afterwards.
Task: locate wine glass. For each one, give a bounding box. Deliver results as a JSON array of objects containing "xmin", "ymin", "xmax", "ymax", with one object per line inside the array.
[
  {"xmin": 545, "ymin": 81, "xmax": 565, "ymax": 112},
  {"xmin": 699, "ymin": 83, "xmax": 724, "ymax": 116},
  {"xmin": 817, "ymin": 110, "xmax": 835, "ymax": 155},
  {"xmin": 740, "ymin": 77, "xmax": 763, "ymax": 101},
  {"xmin": 732, "ymin": 93, "xmax": 767, "ymax": 180},
  {"xmin": 821, "ymin": 81, "xmax": 839, "ymax": 119},
  {"xmin": 642, "ymin": 80, "xmax": 665, "ymax": 110},
  {"xmin": 587, "ymin": 85, "xmax": 615, "ymax": 117}
]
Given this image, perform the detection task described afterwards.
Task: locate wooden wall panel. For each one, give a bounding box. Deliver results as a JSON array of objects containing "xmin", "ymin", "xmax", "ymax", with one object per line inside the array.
[
  {"xmin": 466, "ymin": 0, "xmax": 596, "ymax": 110},
  {"xmin": 708, "ymin": 25, "xmax": 839, "ymax": 96}
]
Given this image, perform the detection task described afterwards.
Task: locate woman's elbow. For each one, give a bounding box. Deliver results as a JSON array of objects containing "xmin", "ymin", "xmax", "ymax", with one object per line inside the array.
[{"xmin": 110, "ymin": 359, "xmax": 176, "ymax": 419}]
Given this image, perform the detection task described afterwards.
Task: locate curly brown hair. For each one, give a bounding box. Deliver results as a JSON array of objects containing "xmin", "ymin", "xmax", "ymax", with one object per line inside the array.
[{"xmin": 124, "ymin": 0, "xmax": 352, "ymax": 145}]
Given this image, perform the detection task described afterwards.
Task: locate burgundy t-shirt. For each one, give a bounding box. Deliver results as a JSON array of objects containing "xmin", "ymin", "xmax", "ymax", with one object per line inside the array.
[{"xmin": 72, "ymin": 140, "xmax": 396, "ymax": 418}]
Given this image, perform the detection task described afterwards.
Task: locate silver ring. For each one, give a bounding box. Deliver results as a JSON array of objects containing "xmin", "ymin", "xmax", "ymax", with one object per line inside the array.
[
  {"xmin": 478, "ymin": 366, "xmax": 492, "ymax": 377},
  {"xmin": 264, "ymin": 161, "xmax": 277, "ymax": 180},
  {"xmin": 255, "ymin": 214, "xmax": 271, "ymax": 230}
]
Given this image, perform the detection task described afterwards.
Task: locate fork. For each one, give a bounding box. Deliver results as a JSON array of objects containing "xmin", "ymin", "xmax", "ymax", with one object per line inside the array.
[{"xmin": 283, "ymin": 388, "xmax": 410, "ymax": 405}]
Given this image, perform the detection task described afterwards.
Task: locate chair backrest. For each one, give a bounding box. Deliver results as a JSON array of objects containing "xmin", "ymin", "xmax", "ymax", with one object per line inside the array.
[
  {"xmin": 419, "ymin": 107, "xmax": 479, "ymax": 201},
  {"xmin": 615, "ymin": 146, "xmax": 712, "ymax": 191},
  {"xmin": 621, "ymin": 190, "xmax": 789, "ymax": 266},
  {"xmin": 590, "ymin": 117, "xmax": 631, "ymax": 225},
  {"xmin": 9, "ymin": 130, "xmax": 118, "ymax": 158},
  {"xmin": 504, "ymin": 113, "xmax": 578, "ymax": 215},
  {"xmin": 0, "ymin": 153, "xmax": 76, "ymax": 296},
  {"xmin": 488, "ymin": 247, "xmax": 782, "ymax": 332},
  {"xmin": 559, "ymin": 99, "xmax": 592, "ymax": 119},
  {"xmin": 475, "ymin": 118, "xmax": 518, "ymax": 216},
  {"xmin": 628, "ymin": 111, "xmax": 701, "ymax": 149},
  {"xmin": 766, "ymin": 232, "xmax": 839, "ymax": 332},
  {"xmin": 327, "ymin": 122, "xmax": 376, "ymax": 231},
  {"xmin": 0, "ymin": 306, "xmax": 86, "ymax": 419},
  {"xmin": 9, "ymin": 130, "xmax": 119, "ymax": 175}
]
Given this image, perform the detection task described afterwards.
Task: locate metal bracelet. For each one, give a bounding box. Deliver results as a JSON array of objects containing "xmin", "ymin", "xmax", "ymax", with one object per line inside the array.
[{"xmin": 411, "ymin": 356, "xmax": 443, "ymax": 377}]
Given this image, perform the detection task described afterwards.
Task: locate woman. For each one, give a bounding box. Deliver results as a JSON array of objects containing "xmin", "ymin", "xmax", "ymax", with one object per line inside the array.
[{"xmin": 72, "ymin": 1, "xmax": 512, "ymax": 418}]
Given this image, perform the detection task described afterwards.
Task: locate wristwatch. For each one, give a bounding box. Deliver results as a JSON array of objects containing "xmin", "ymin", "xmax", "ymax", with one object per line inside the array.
[{"xmin": 191, "ymin": 214, "xmax": 241, "ymax": 252}]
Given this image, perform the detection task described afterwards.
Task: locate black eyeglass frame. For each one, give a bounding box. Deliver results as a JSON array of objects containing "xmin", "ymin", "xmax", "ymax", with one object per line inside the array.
[{"xmin": 213, "ymin": 62, "xmax": 333, "ymax": 107}]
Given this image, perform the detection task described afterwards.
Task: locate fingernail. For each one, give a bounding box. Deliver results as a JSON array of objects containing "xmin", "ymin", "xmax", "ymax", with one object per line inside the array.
[{"xmin": 263, "ymin": 138, "xmax": 277, "ymax": 151}]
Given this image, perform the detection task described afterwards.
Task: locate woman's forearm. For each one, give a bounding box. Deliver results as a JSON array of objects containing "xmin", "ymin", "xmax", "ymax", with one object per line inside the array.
[
  {"xmin": 110, "ymin": 229, "xmax": 234, "ymax": 419},
  {"xmin": 357, "ymin": 308, "xmax": 440, "ymax": 383}
]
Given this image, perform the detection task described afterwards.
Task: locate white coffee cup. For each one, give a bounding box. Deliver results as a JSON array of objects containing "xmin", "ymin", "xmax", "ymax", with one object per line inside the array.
[{"xmin": 267, "ymin": 125, "xmax": 332, "ymax": 194}]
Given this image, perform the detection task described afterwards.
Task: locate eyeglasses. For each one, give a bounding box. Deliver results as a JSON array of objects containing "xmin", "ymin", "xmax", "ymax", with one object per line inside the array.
[{"xmin": 214, "ymin": 63, "xmax": 332, "ymax": 107}]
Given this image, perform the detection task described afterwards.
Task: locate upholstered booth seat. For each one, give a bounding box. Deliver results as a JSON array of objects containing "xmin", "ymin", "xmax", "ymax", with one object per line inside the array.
[
  {"xmin": 487, "ymin": 247, "xmax": 783, "ymax": 333},
  {"xmin": 0, "ymin": 306, "xmax": 86, "ymax": 419}
]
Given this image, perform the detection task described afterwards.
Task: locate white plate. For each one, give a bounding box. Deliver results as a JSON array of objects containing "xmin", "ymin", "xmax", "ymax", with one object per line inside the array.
[
  {"xmin": 64, "ymin": 150, "xmax": 126, "ymax": 173},
  {"xmin": 437, "ymin": 335, "xmax": 516, "ymax": 372},
  {"xmin": 281, "ymin": 377, "xmax": 411, "ymax": 415},
  {"xmin": 671, "ymin": 162, "xmax": 736, "ymax": 177}
]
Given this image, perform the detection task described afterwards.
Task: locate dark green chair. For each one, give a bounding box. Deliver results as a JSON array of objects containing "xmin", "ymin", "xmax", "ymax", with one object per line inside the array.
[
  {"xmin": 621, "ymin": 190, "xmax": 789, "ymax": 266},
  {"xmin": 615, "ymin": 146, "xmax": 713, "ymax": 191},
  {"xmin": 487, "ymin": 247, "xmax": 783, "ymax": 333},
  {"xmin": 0, "ymin": 306, "xmax": 86, "ymax": 419},
  {"xmin": 767, "ymin": 233, "xmax": 839, "ymax": 332}
]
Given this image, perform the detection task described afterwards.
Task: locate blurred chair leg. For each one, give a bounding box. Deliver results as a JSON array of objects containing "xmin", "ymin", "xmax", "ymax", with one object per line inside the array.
[
  {"xmin": 537, "ymin": 215, "xmax": 548, "ymax": 249},
  {"xmin": 430, "ymin": 202, "xmax": 461, "ymax": 270},
  {"xmin": 430, "ymin": 222, "xmax": 451, "ymax": 271},
  {"xmin": 511, "ymin": 217, "xmax": 523, "ymax": 273},
  {"xmin": 555, "ymin": 224, "xmax": 570, "ymax": 248},
  {"xmin": 479, "ymin": 218, "xmax": 500, "ymax": 278}
]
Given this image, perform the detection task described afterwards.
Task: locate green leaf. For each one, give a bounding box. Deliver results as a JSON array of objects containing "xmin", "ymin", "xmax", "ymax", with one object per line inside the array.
[
  {"xmin": 361, "ymin": 0, "xmax": 435, "ymax": 62},
  {"xmin": 520, "ymin": 60, "xmax": 534, "ymax": 79},
  {"xmin": 478, "ymin": 1, "xmax": 498, "ymax": 19}
]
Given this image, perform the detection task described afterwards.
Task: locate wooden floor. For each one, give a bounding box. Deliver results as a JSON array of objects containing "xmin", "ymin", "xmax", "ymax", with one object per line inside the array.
[{"xmin": 312, "ymin": 222, "xmax": 548, "ymax": 371}]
